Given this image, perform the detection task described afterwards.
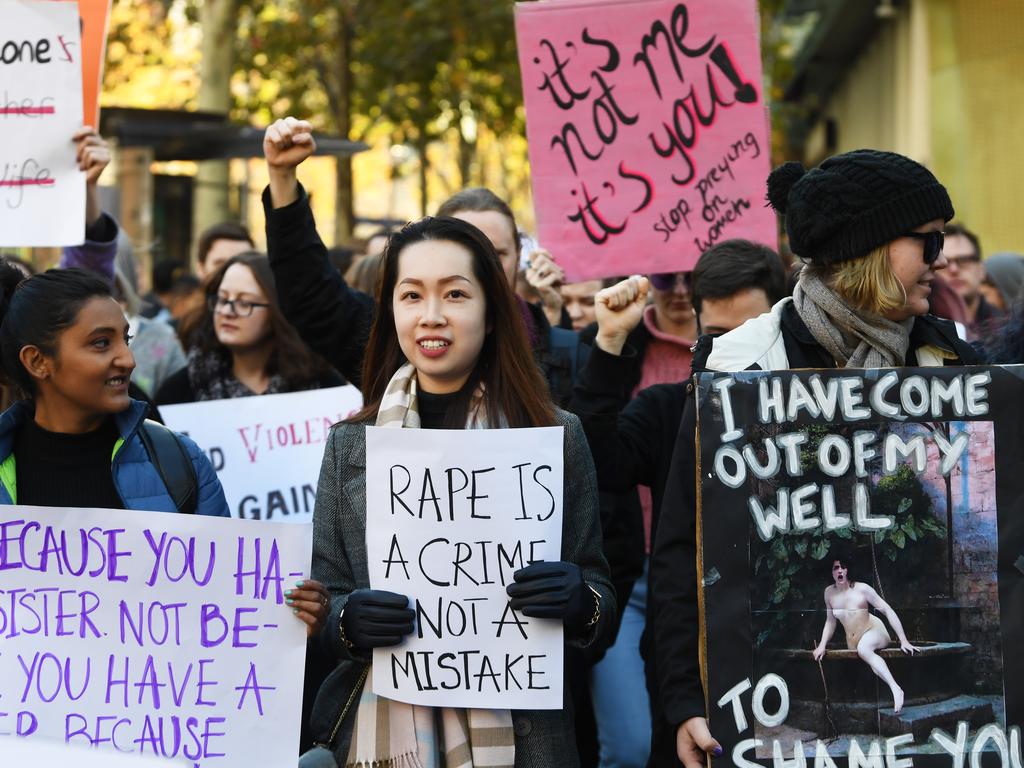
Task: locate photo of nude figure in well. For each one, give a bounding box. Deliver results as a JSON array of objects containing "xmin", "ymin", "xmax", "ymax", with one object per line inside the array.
[
  {"xmin": 748, "ymin": 419, "xmax": 1005, "ymax": 758},
  {"xmin": 696, "ymin": 367, "xmax": 1022, "ymax": 767}
]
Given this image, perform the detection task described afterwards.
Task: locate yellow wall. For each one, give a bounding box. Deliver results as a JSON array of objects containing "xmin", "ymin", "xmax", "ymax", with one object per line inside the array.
[
  {"xmin": 929, "ymin": 0, "xmax": 1024, "ymax": 255},
  {"xmin": 806, "ymin": 0, "xmax": 1024, "ymax": 256},
  {"xmin": 805, "ymin": 1, "xmax": 931, "ymax": 164}
]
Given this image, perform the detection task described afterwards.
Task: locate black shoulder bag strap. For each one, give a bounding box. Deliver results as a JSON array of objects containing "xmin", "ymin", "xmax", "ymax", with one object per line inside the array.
[{"xmin": 138, "ymin": 419, "xmax": 199, "ymax": 515}]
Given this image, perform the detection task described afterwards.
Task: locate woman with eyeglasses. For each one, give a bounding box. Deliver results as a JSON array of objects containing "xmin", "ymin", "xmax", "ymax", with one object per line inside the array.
[
  {"xmin": 155, "ymin": 252, "xmax": 342, "ymax": 405},
  {"xmin": 650, "ymin": 150, "xmax": 981, "ymax": 768}
]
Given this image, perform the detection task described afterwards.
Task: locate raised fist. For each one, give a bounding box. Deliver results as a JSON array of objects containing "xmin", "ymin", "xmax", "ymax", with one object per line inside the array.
[
  {"xmin": 594, "ymin": 276, "xmax": 649, "ymax": 355},
  {"xmin": 264, "ymin": 117, "xmax": 316, "ymax": 171}
]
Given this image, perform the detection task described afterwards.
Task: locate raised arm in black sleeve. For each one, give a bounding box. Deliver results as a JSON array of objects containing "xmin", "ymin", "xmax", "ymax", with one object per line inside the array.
[
  {"xmin": 570, "ymin": 342, "xmax": 688, "ymax": 504},
  {"xmin": 263, "ymin": 184, "xmax": 374, "ymax": 387},
  {"xmin": 570, "ymin": 342, "xmax": 659, "ymax": 493}
]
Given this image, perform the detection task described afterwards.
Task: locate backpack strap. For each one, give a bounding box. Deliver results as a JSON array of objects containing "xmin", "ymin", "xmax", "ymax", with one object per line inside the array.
[{"xmin": 138, "ymin": 420, "xmax": 199, "ymax": 515}]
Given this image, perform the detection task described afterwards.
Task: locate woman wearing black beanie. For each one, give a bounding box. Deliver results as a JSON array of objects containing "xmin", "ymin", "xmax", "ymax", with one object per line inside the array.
[{"xmin": 647, "ymin": 149, "xmax": 981, "ymax": 768}]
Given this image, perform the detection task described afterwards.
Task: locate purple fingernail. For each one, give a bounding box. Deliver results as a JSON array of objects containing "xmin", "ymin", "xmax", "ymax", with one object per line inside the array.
[{"xmin": 712, "ymin": 746, "xmax": 723, "ymax": 757}]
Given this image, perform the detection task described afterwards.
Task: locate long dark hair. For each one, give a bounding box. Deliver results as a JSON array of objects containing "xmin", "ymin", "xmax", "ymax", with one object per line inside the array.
[
  {"xmin": 352, "ymin": 217, "xmax": 556, "ymax": 428},
  {"xmin": 193, "ymin": 252, "xmax": 330, "ymax": 389},
  {"xmin": 0, "ymin": 265, "xmax": 114, "ymax": 399}
]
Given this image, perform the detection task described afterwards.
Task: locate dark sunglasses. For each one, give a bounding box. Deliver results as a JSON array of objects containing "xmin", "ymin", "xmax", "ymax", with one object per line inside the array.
[
  {"xmin": 903, "ymin": 230, "xmax": 945, "ymax": 265},
  {"xmin": 649, "ymin": 271, "xmax": 691, "ymax": 291}
]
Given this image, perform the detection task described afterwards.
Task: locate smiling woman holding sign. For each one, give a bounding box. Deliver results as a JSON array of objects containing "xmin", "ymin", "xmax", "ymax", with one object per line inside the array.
[{"xmin": 289, "ymin": 208, "xmax": 613, "ymax": 766}]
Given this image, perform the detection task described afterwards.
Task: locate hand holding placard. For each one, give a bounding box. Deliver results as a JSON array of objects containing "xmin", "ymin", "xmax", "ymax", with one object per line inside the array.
[
  {"xmin": 342, "ymin": 589, "xmax": 416, "ymax": 649},
  {"xmin": 73, "ymin": 124, "xmax": 109, "ymax": 226},
  {"xmin": 73, "ymin": 125, "xmax": 109, "ymax": 182},
  {"xmin": 676, "ymin": 717, "xmax": 722, "ymax": 768},
  {"xmin": 286, "ymin": 578, "xmax": 332, "ymax": 637},
  {"xmin": 507, "ymin": 561, "xmax": 593, "ymax": 636}
]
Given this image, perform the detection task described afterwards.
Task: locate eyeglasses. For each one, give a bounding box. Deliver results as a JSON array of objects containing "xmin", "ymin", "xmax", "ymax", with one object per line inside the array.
[
  {"xmin": 208, "ymin": 295, "xmax": 271, "ymax": 317},
  {"xmin": 902, "ymin": 231, "xmax": 945, "ymax": 265},
  {"xmin": 649, "ymin": 272, "xmax": 692, "ymax": 292},
  {"xmin": 945, "ymin": 253, "xmax": 982, "ymax": 268}
]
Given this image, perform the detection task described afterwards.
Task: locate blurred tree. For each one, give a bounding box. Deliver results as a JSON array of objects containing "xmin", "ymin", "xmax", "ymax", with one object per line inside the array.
[
  {"xmin": 103, "ymin": 0, "xmax": 198, "ymax": 108},
  {"xmin": 103, "ymin": 1, "xmax": 528, "ymax": 236},
  {"xmin": 194, "ymin": 0, "xmax": 242, "ymax": 261},
  {"xmin": 235, "ymin": 0, "xmax": 524, "ymax": 226}
]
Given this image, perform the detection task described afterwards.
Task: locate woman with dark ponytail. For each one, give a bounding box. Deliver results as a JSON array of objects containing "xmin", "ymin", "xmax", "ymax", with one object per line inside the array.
[{"xmin": 0, "ymin": 264, "xmax": 229, "ymax": 515}]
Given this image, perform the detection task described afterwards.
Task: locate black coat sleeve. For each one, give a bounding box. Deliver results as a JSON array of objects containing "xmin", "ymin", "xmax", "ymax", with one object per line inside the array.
[
  {"xmin": 569, "ymin": 343, "xmax": 661, "ymax": 493},
  {"xmin": 650, "ymin": 390, "xmax": 706, "ymax": 729},
  {"xmin": 263, "ymin": 184, "xmax": 375, "ymax": 388}
]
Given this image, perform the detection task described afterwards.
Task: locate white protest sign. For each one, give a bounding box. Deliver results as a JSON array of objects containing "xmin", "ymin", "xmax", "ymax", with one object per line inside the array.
[
  {"xmin": 161, "ymin": 386, "xmax": 363, "ymax": 522},
  {"xmin": 0, "ymin": 0, "xmax": 85, "ymax": 246},
  {"xmin": 0, "ymin": 734, "xmax": 185, "ymax": 766},
  {"xmin": 365, "ymin": 426, "xmax": 565, "ymax": 710},
  {"xmin": 0, "ymin": 504, "xmax": 312, "ymax": 766}
]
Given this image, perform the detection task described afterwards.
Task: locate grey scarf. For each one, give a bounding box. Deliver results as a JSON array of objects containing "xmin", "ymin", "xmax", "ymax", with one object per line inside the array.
[{"xmin": 792, "ymin": 271, "xmax": 912, "ymax": 368}]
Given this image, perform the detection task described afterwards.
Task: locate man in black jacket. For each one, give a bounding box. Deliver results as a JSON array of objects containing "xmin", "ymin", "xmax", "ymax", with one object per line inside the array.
[
  {"xmin": 260, "ymin": 117, "xmax": 584, "ymax": 405},
  {"xmin": 569, "ymin": 240, "xmax": 786, "ymax": 767}
]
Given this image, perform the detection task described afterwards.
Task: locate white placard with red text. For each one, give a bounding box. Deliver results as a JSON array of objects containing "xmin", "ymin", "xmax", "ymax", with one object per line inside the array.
[
  {"xmin": 0, "ymin": 0, "xmax": 85, "ymax": 246},
  {"xmin": 161, "ymin": 386, "xmax": 363, "ymax": 522}
]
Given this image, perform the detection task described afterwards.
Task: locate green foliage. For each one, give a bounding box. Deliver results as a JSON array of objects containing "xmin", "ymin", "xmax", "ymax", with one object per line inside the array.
[
  {"xmin": 870, "ymin": 464, "xmax": 946, "ymax": 560},
  {"xmin": 751, "ymin": 434, "xmax": 946, "ymax": 648},
  {"xmin": 232, "ymin": 1, "xmax": 522, "ymax": 156}
]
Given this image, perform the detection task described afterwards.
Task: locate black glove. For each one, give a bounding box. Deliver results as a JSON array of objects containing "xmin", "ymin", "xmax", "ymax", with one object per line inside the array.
[
  {"xmin": 341, "ymin": 589, "xmax": 415, "ymax": 649},
  {"xmin": 506, "ymin": 561, "xmax": 594, "ymax": 635}
]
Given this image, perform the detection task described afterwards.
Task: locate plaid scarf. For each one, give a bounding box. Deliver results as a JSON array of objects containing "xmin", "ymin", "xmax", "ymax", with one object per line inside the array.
[{"xmin": 345, "ymin": 363, "xmax": 515, "ymax": 768}]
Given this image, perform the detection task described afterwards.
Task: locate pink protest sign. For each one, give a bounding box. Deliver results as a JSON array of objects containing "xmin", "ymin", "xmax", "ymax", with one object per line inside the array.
[{"xmin": 515, "ymin": 0, "xmax": 776, "ymax": 280}]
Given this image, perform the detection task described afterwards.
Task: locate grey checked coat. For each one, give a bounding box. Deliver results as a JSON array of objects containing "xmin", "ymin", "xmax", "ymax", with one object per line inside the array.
[{"xmin": 306, "ymin": 410, "xmax": 615, "ymax": 768}]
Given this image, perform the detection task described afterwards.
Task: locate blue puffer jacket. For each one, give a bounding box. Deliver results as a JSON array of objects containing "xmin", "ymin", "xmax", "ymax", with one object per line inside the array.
[{"xmin": 0, "ymin": 399, "xmax": 229, "ymax": 516}]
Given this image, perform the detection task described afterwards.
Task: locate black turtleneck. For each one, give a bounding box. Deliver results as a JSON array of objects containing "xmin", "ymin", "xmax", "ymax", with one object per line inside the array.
[
  {"xmin": 13, "ymin": 417, "xmax": 124, "ymax": 508},
  {"xmin": 417, "ymin": 390, "xmax": 462, "ymax": 429}
]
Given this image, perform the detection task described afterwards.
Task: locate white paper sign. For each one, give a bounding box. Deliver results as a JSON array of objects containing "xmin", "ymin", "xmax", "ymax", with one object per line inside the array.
[
  {"xmin": 161, "ymin": 386, "xmax": 363, "ymax": 522},
  {"xmin": 0, "ymin": 0, "xmax": 86, "ymax": 246},
  {"xmin": 0, "ymin": 505, "xmax": 312, "ymax": 766},
  {"xmin": 365, "ymin": 426, "xmax": 565, "ymax": 709},
  {"xmin": 0, "ymin": 735, "xmax": 185, "ymax": 766}
]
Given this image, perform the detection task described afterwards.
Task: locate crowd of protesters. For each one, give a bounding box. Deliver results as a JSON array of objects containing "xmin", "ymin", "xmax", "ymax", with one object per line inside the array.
[{"xmin": 1, "ymin": 117, "xmax": 1023, "ymax": 768}]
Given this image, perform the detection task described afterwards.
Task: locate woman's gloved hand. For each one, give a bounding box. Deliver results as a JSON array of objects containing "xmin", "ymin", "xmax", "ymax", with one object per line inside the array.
[
  {"xmin": 340, "ymin": 589, "xmax": 415, "ymax": 649},
  {"xmin": 506, "ymin": 561, "xmax": 595, "ymax": 635}
]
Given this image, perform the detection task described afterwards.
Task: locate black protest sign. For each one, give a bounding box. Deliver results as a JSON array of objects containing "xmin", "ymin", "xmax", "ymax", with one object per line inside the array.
[{"xmin": 697, "ymin": 366, "xmax": 1024, "ymax": 767}]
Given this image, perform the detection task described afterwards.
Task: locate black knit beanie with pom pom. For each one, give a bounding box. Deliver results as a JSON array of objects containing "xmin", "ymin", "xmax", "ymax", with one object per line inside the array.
[{"xmin": 766, "ymin": 149, "xmax": 954, "ymax": 266}]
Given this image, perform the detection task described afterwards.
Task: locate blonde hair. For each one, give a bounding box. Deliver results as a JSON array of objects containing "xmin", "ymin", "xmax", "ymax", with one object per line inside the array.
[{"xmin": 808, "ymin": 244, "xmax": 907, "ymax": 315}]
